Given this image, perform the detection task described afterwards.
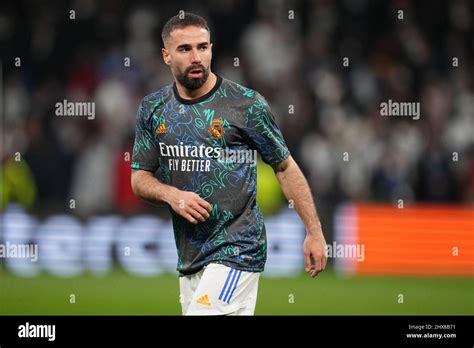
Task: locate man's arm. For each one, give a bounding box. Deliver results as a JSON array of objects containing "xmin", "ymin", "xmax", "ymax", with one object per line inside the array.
[
  {"xmin": 131, "ymin": 169, "xmax": 212, "ymax": 224},
  {"xmin": 272, "ymin": 155, "xmax": 327, "ymax": 278}
]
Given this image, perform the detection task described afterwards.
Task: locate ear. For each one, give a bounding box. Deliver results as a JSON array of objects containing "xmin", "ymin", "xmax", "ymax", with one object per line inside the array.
[{"xmin": 162, "ymin": 47, "xmax": 171, "ymax": 66}]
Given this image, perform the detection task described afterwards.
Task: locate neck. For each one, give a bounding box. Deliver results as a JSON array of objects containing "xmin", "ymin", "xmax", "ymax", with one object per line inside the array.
[{"xmin": 175, "ymin": 72, "xmax": 217, "ymax": 100}]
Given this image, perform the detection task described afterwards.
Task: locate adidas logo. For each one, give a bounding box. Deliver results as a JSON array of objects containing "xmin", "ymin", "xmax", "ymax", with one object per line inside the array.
[
  {"xmin": 156, "ymin": 123, "xmax": 167, "ymax": 134},
  {"xmin": 196, "ymin": 294, "xmax": 211, "ymax": 306}
]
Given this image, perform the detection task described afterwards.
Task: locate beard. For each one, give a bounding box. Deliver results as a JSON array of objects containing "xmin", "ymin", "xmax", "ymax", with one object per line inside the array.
[{"xmin": 175, "ymin": 64, "xmax": 210, "ymax": 90}]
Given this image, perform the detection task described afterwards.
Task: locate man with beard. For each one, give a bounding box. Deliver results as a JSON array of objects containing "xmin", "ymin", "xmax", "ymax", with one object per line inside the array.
[{"xmin": 131, "ymin": 12, "xmax": 327, "ymax": 315}]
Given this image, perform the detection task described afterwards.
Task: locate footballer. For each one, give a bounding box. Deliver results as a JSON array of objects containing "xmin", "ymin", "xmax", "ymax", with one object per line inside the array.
[{"xmin": 131, "ymin": 13, "xmax": 327, "ymax": 315}]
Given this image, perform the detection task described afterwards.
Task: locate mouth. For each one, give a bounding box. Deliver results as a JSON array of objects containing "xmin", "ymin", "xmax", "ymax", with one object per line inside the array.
[{"xmin": 188, "ymin": 68, "xmax": 203, "ymax": 78}]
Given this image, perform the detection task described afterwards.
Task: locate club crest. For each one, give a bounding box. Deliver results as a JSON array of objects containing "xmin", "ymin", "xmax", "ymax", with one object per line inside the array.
[{"xmin": 209, "ymin": 119, "xmax": 224, "ymax": 139}]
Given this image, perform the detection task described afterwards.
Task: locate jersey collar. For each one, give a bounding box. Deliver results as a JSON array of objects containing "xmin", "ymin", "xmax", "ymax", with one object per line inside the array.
[{"xmin": 173, "ymin": 74, "xmax": 223, "ymax": 105}]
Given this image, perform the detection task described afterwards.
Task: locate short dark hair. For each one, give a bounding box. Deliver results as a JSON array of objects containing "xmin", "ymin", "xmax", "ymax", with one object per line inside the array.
[{"xmin": 161, "ymin": 12, "xmax": 210, "ymax": 46}]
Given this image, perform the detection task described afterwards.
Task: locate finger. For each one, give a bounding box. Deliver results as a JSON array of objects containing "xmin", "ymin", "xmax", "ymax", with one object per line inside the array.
[
  {"xmin": 304, "ymin": 252, "xmax": 312, "ymax": 272},
  {"xmin": 193, "ymin": 203, "xmax": 210, "ymax": 219},
  {"xmin": 182, "ymin": 213, "xmax": 198, "ymax": 224},
  {"xmin": 187, "ymin": 206, "xmax": 206, "ymax": 222},
  {"xmin": 322, "ymin": 256, "xmax": 328, "ymax": 270},
  {"xmin": 311, "ymin": 266, "xmax": 321, "ymax": 277},
  {"xmin": 198, "ymin": 199, "xmax": 212, "ymax": 213},
  {"xmin": 314, "ymin": 258, "xmax": 323, "ymax": 272},
  {"xmin": 311, "ymin": 269, "xmax": 322, "ymax": 278},
  {"xmin": 311, "ymin": 259, "xmax": 322, "ymax": 277},
  {"xmin": 194, "ymin": 195, "xmax": 211, "ymax": 212}
]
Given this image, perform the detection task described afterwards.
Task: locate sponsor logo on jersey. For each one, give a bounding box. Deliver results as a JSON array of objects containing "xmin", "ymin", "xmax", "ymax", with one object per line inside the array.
[{"xmin": 158, "ymin": 141, "xmax": 258, "ymax": 172}]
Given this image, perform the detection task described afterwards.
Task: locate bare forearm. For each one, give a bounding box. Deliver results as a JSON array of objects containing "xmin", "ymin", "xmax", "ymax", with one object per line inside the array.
[
  {"xmin": 274, "ymin": 157, "xmax": 323, "ymax": 238},
  {"xmin": 131, "ymin": 170, "xmax": 212, "ymax": 224},
  {"xmin": 274, "ymin": 156, "xmax": 327, "ymax": 277},
  {"xmin": 131, "ymin": 170, "xmax": 176, "ymax": 205}
]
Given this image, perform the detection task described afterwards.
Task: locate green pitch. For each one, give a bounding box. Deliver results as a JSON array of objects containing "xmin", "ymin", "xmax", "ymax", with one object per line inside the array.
[{"xmin": 0, "ymin": 268, "xmax": 472, "ymax": 315}]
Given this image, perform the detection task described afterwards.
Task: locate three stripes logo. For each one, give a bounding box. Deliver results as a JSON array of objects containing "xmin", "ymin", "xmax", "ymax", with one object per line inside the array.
[
  {"xmin": 156, "ymin": 123, "xmax": 167, "ymax": 134},
  {"xmin": 218, "ymin": 269, "xmax": 243, "ymax": 304},
  {"xmin": 196, "ymin": 294, "xmax": 211, "ymax": 306}
]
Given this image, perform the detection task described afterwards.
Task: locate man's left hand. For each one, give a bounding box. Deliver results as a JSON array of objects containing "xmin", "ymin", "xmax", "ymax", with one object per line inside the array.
[{"xmin": 303, "ymin": 231, "xmax": 327, "ymax": 278}]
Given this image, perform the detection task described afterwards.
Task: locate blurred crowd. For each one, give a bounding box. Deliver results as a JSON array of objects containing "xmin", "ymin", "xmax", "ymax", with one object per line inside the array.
[{"xmin": 1, "ymin": 0, "xmax": 473, "ymax": 227}]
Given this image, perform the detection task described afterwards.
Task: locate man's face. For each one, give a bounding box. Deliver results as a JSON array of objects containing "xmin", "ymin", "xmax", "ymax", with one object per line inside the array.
[{"xmin": 162, "ymin": 25, "xmax": 213, "ymax": 90}]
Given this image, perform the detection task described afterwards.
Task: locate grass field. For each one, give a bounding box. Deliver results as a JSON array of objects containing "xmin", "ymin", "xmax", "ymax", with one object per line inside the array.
[{"xmin": 1, "ymin": 268, "xmax": 473, "ymax": 315}]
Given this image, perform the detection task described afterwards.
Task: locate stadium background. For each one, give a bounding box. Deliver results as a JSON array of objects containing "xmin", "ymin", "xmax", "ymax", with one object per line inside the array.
[{"xmin": 1, "ymin": 0, "xmax": 473, "ymax": 315}]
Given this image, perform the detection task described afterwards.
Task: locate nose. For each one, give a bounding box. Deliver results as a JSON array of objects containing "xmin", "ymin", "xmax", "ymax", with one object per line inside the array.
[{"xmin": 191, "ymin": 48, "xmax": 201, "ymax": 64}]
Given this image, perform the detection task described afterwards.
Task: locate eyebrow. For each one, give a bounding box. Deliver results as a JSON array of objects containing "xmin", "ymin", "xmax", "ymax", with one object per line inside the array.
[{"xmin": 176, "ymin": 42, "xmax": 209, "ymax": 50}]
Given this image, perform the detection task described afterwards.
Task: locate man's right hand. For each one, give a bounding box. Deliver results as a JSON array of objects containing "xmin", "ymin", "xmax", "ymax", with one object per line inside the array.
[
  {"xmin": 167, "ymin": 189, "xmax": 212, "ymax": 224},
  {"xmin": 131, "ymin": 170, "xmax": 211, "ymax": 224}
]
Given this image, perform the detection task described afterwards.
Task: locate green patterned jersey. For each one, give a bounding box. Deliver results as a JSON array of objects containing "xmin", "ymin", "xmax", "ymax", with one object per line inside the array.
[{"xmin": 132, "ymin": 75, "xmax": 290, "ymax": 275}]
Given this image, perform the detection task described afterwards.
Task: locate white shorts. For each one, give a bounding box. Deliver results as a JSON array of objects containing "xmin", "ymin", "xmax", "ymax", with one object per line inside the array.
[{"xmin": 179, "ymin": 263, "xmax": 261, "ymax": 316}]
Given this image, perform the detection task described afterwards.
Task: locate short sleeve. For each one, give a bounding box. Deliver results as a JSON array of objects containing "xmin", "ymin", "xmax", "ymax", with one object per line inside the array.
[
  {"xmin": 131, "ymin": 100, "xmax": 160, "ymax": 172},
  {"xmin": 241, "ymin": 92, "xmax": 290, "ymax": 165}
]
